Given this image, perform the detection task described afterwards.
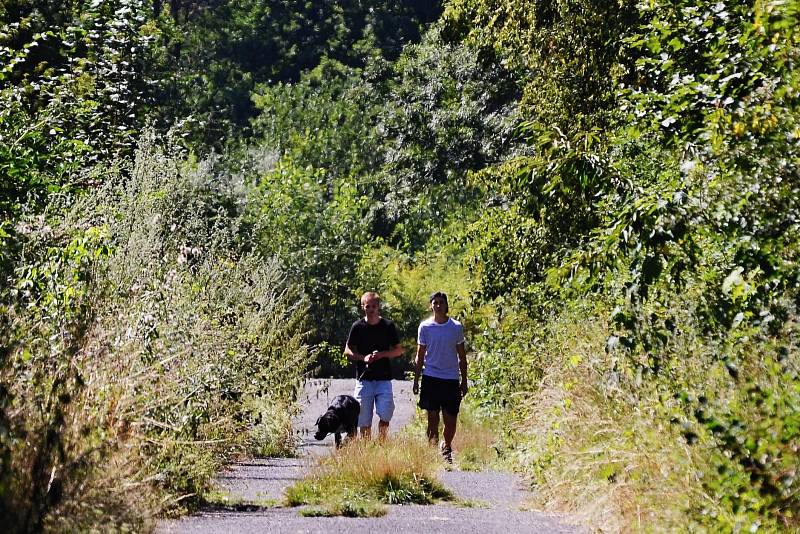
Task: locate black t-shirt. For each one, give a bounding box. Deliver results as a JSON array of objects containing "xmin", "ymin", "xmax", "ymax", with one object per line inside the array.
[{"xmin": 346, "ymin": 317, "xmax": 400, "ymax": 381}]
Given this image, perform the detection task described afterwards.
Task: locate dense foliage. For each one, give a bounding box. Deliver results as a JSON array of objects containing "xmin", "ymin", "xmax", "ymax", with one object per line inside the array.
[
  {"xmin": 3, "ymin": 0, "xmax": 798, "ymax": 531},
  {"xmin": 1, "ymin": 2, "xmax": 444, "ymax": 530},
  {"xmin": 1, "ymin": 138, "xmax": 308, "ymax": 531},
  {"xmin": 442, "ymin": 0, "xmax": 799, "ymax": 530}
]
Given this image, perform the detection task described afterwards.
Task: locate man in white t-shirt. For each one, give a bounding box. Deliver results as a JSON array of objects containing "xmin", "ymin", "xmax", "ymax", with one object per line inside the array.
[{"xmin": 412, "ymin": 291, "xmax": 468, "ymax": 463}]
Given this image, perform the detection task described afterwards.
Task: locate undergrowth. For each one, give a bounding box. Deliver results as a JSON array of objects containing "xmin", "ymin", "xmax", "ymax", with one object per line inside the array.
[
  {"xmin": 1, "ymin": 138, "xmax": 309, "ymax": 532},
  {"xmin": 473, "ymin": 298, "xmax": 799, "ymax": 533},
  {"xmin": 451, "ymin": 405, "xmax": 503, "ymax": 471}
]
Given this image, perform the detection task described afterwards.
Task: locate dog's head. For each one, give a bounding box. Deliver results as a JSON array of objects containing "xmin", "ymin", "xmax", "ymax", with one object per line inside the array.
[{"xmin": 314, "ymin": 411, "xmax": 340, "ymax": 440}]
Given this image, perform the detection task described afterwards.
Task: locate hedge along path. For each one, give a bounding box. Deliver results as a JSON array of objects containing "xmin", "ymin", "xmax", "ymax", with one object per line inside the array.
[{"xmin": 158, "ymin": 379, "xmax": 583, "ymax": 534}]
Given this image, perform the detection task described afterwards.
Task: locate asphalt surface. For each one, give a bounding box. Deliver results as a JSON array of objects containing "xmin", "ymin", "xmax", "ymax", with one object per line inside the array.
[{"xmin": 157, "ymin": 379, "xmax": 583, "ymax": 534}]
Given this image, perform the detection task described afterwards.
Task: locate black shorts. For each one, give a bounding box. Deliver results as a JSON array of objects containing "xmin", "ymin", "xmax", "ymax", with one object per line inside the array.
[{"xmin": 418, "ymin": 375, "xmax": 461, "ymax": 415}]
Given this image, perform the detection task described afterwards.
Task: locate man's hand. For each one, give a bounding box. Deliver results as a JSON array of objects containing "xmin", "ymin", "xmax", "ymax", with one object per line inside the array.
[
  {"xmin": 460, "ymin": 379, "xmax": 468, "ymax": 398},
  {"xmin": 412, "ymin": 381, "xmax": 419, "ymax": 395},
  {"xmin": 364, "ymin": 351, "xmax": 379, "ymax": 364}
]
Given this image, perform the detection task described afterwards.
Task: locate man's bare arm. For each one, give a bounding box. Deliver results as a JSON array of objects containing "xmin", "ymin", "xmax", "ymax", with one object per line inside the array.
[
  {"xmin": 344, "ymin": 344, "xmax": 365, "ymax": 362},
  {"xmin": 412, "ymin": 344, "xmax": 426, "ymax": 394},
  {"xmin": 457, "ymin": 342, "xmax": 468, "ymax": 397}
]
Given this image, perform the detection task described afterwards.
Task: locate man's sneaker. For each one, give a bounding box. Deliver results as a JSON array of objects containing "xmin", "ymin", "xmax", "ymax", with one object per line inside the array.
[{"xmin": 439, "ymin": 441, "xmax": 453, "ymax": 464}]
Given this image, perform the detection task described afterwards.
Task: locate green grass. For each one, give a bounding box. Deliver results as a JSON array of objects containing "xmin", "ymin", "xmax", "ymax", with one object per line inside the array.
[
  {"xmin": 199, "ymin": 488, "xmax": 280, "ymax": 511},
  {"xmin": 453, "ymin": 498, "xmax": 490, "ymax": 508},
  {"xmin": 285, "ymin": 435, "xmax": 453, "ymax": 517},
  {"xmin": 298, "ymin": 496, "xmax": 386, "ymax": 518}
]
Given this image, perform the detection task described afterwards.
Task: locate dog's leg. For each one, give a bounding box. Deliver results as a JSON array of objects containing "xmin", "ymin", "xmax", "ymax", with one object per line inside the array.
[{"xmin": 335, "ymin": 432, "xmax": 342, "ymax": 449}]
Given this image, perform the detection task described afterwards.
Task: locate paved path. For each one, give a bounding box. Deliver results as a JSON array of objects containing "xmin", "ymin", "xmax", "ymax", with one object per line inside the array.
[{"xmin": 158, "ymin": 379, "xmax": 582, "ymax": 534}]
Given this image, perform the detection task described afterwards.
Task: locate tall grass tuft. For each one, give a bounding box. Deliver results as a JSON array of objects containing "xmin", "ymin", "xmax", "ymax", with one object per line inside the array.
[{"xmin": 285, "ymin": 436, "xmax": 453, "ymax": 516}]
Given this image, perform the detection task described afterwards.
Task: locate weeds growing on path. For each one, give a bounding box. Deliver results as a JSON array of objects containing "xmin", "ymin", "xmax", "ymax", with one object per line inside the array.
[
  {"xmin": 285, "ymin": 436, "xmax": 452, "ymax": 517},
  {"xmin": 403, "ymin": 402, "xmax": 503, "ymax": 472},
  {"xmin": 451, "ymin": 407, "xmax": 503, "ymax": 471}
]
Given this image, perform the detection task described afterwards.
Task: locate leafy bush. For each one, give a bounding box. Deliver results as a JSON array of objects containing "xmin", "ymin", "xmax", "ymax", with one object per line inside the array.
[
  {"xmin": 251, "ymin": 58, "xmax": 385, "ymax": 180},
  {"xmin": 247, "ymin": 153, "xmax": 369, "ymax": 349},
  {"xmin": 247, "ymin": 60, "xmax": 384, "ymax": 349},
  {"xmin": 376, "ymin": 25, "xmax": 521, "ymax": 250}
]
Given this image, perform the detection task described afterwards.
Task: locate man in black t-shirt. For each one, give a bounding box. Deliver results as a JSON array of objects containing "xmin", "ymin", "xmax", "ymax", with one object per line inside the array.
[{"xmin": 344, "ymin": 292, "xmax": 403, "ymax": 439}]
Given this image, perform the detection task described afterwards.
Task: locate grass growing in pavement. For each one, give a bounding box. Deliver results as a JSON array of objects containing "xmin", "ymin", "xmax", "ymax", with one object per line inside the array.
[
  {"xmin": 199, "ymin": 488, "xmax": 280, "ymax": 511},
  {"xmin": 285, "ymin": 435, "xmax": 453, "ymax": 517},
  {"xmin": 453, "ymin": 498, "xmax": 490, "ymax": 508}
]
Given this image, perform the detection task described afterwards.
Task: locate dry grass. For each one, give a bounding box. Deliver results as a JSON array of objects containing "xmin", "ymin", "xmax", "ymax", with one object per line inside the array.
[
  {"xmin": 401, "ymin": 400, "xmax": 501, "ymax": 471},
  {"xmin": 285, "ymin": 435, "xmax": 452, "ymax": 516},
  {"xmin": 510, "ymin": 311, "xmax": 707, "ymax": 533},
  {"xmin": 452, "ymin": 407, "xmax": 502, "ymax": 471}
]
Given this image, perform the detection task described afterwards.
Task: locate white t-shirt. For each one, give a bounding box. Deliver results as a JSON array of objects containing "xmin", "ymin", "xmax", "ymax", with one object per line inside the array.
[{"xmin": 417, "ymin": 317, "xmax": 465, "ymax": 380}]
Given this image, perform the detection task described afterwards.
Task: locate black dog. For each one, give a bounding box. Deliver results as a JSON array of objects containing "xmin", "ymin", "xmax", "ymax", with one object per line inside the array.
[{"xmin": 314, "ymin": 395, "xmax": 360, "ymax": 448}]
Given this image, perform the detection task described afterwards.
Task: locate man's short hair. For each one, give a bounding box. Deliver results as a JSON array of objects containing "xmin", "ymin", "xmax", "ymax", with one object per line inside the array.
[
  {"xmin": 361, "ymin": 291, "xmax": 380, "ymax": 304},
  {"xmin": 429, "ymin": 291, "xmax": 448, "ymax": 303}
]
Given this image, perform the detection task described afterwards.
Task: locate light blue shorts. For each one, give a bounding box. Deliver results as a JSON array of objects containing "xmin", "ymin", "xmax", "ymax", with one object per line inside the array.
[{"xmin": 354, "ymin": 380, "xmax": 394, "ymax": 428}]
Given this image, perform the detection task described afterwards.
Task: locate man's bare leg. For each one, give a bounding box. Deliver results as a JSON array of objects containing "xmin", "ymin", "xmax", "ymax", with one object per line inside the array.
[
  {"xmin": 426, "ymin": 410, "xmax": 440, "ymax": 445},
  {"xmin": 442, "ymin": 412, "xmax": 457, "ymax": 450},
  {"xmin": 378, "ymin": 420, "xmax": 389, "ymax": 441}
]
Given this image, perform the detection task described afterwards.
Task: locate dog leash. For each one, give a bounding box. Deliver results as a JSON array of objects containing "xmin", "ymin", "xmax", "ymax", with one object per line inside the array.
[
  {"xmin": 356, "ymin": 351, "xmax": 375, "ymax": 380},
  {"xmin": 357, "ymin": 363, "xmax": 369, "ymax": 380}
]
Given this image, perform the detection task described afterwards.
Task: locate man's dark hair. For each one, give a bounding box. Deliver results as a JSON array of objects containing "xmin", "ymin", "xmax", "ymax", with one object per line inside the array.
[{"xmin": 429, "ymin": 291, "xmax": 448, "ymax": 303}]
